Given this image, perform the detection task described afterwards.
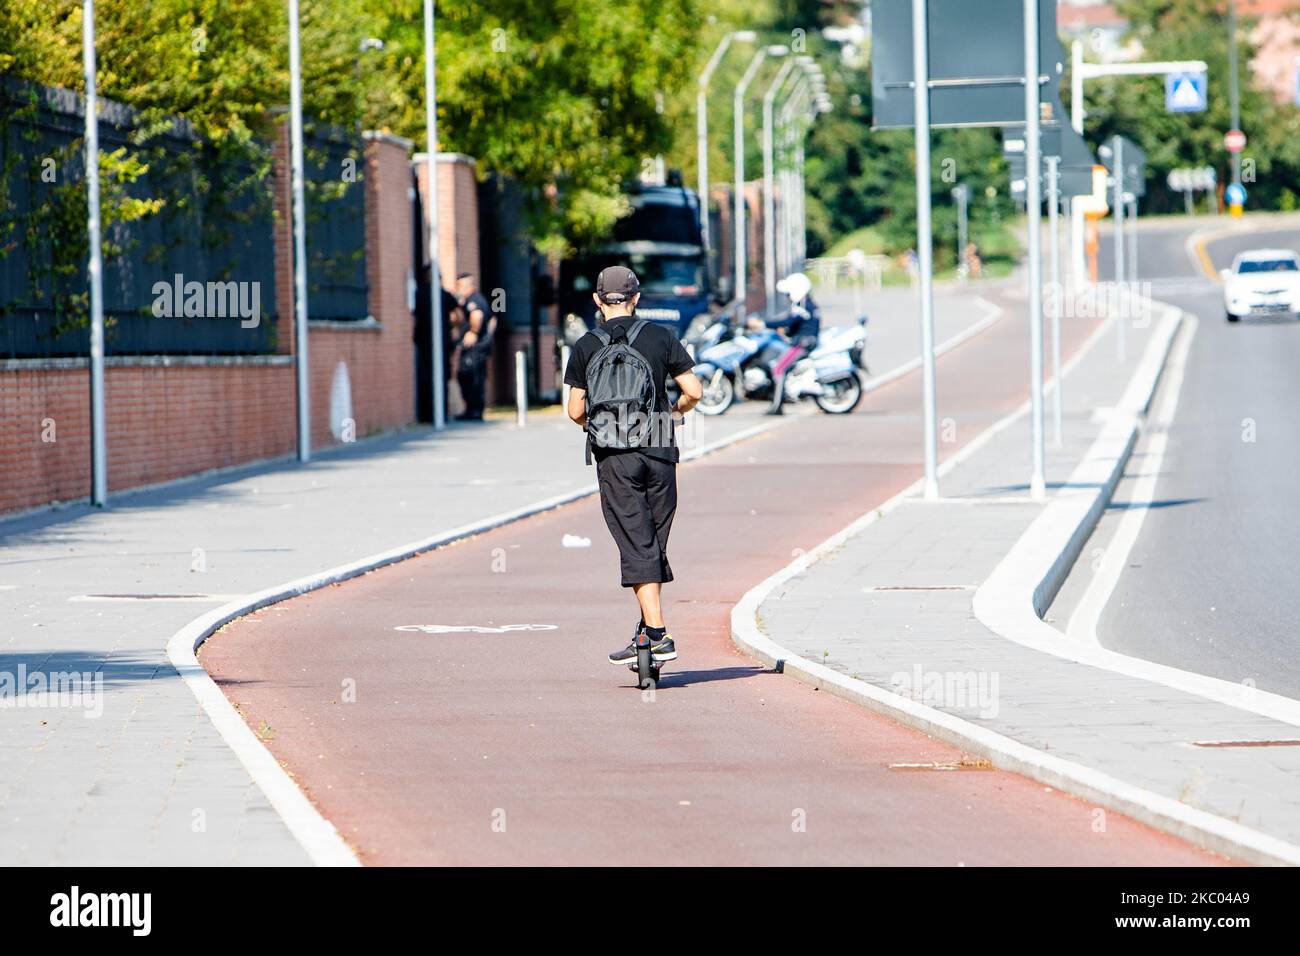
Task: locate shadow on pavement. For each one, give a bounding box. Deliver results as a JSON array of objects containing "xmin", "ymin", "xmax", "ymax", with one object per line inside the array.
[
  {"xmin": 628, "ymin": 664, "xmax": 776, "ymax": 690},
  {"xmin": 0, "ymin": 650, "xmax": 177, "ymax": 687}
]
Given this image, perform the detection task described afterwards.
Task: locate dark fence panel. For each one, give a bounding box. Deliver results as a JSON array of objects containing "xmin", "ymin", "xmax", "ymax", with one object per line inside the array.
[
  {"xmin": 0, "ymin": 81, "xmax": 370, "ymax": 358},
  {"xmin": 303, "ymin": 125, "xmax": 368, "ymax": 322}
]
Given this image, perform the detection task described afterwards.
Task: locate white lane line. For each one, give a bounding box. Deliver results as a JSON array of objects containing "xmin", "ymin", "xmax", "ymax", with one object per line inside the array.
[
  {"xmin": 165, "ymin": 416, "xmax": 777, "ymax": 867},
  {"xmin": 1067, "ymin": 315, "xmax": 1197, "ymax": 645},
  {"xmin": 165, "ymin": 297, "xmax": 1011, "ymax": 868},
  {"xmin": 70, "ymin": 593, "xmax": 247, "ymax": 603},
  {"xmin": 983, "ymin": 309, "xmax": 1300, "ymax": 731},
  {"xmin": 734, "ymin": 295, "xmax": 1300, "ymax": 864}
]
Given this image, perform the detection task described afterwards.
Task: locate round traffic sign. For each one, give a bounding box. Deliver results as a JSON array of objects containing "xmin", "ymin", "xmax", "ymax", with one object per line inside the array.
[
  {"xmin": 1225, "ymin": 129, "xmax": 1247, "ymax": 153},
  {"xmin": 1226, "ymin": 182, "xmax": 1247, "ymax": 205}
]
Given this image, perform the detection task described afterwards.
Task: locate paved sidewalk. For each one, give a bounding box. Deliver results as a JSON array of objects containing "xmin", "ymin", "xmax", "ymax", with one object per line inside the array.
[
  {"xmin": 754, "ymin": 306, "xmax": 1300, "ymax": 858},
  {"xmin": 0, "ymin": 287, "xmax": 992, "ymax": 865}
]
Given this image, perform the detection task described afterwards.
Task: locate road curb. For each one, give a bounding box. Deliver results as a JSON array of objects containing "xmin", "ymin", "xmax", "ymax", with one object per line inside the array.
[
  {"xmin": 166, "ymin": 418, "xmax": 775, "ymax": 866},
  {"xmin": 730, "ymin": 297, "xmax": 1300, "ymax": 867}
]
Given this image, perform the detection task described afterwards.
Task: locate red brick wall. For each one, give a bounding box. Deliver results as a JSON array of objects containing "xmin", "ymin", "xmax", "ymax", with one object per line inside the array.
[
  {"xmin": 105, "ymin": 360, "xmax": 296, "ymax": 491},
  {"xmin": 414, "ymin": 153, "xmax": 480, "ymax": 284},
  {"xmin": 0, "ymin": 130, "xmax": 420, "ymax": 517},
  {"xmin": 0, "ymin": 363, "xmax": 91, "ymax": 511},
  {"xmin": 307, "ymin": 134, "xmax": 416, "ymax": 448}
]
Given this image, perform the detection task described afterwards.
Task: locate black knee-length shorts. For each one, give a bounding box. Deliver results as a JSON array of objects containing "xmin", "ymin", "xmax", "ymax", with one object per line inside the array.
[{"xmin": 595, "ymin": 451, "xmax": 678, "ymax": 588}]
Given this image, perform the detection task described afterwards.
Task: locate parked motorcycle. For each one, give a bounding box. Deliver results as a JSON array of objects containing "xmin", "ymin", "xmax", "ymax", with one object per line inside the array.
[
  {"xmin": 819, "ymin": 314, "xmax": 869, "ymax": 374},
  {"xmin": 691, "ymin": 321, "xmax": 782, "ymax": 416},
  {"xmin": 781, "ymin": 338, "xmax": 864, "ymax": 414}
]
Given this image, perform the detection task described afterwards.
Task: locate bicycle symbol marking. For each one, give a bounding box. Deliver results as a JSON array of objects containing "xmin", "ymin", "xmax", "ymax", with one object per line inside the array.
[{"xmin": 393, "ymin": 624, "xmax": 558, "ymax": 634}]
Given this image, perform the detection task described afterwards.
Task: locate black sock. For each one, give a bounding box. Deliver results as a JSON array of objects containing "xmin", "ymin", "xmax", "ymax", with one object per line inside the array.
[{"xmin": 644, "ymin": 625, "xmax": 667, "ymax": 640}]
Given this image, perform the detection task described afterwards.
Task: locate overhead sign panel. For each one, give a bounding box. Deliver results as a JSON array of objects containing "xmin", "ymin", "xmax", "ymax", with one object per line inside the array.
[{"xmin": 871, "ymin": 0, "xmax": 1061, "ymax": 129}]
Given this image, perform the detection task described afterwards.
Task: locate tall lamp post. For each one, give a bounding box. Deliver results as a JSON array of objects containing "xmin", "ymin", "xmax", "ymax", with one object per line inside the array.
[
  {"xmin": 422, "ymin": 0, "xmax": 446, "ymax": 428},
  {"xmin": 762, "ymin": 57, "xmax": 799, "ymax": 316},
  {"xmin": 734, "ymin": 45, "xmax": 787, "ymax": 317},
  {"xmin": 1228, "ymin": 0, "xmax": 1242, "ymax": 190},
  {"xmin": 288, "ymin": 0, "xmax": 312, "ymax": 459},
  {"xmin": 777, "ymin": 76, "xmax": 808, "ymax": 284},
  {"xmin": 83, "ymin": 0, "xmax": 107, "ymax": 505},
  {"xmin": 697, "ymin": 31, "xmax": 755, "ymax": 265},
  {"xmin": 911, "ymin": 0, "xmax": 938, "ymax": 499}
]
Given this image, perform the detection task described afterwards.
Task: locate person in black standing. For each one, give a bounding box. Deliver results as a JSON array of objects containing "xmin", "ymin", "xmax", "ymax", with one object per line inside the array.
[
  {"xmin": 563, "ymin": 266, "xmax": 703, "ymax": 666},
  {"xmin": 454, "ymin": 272, "xmax": 495, "ymax": 421},
  {"xmin": 413, "ymin": 265, "xmax": 460, "ymax": 423}
]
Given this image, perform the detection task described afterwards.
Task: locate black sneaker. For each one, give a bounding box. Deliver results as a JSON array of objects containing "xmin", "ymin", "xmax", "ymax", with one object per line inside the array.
[
  {"xmin": 649, "ymin": 634, "xmax": 677, "ymax": 662},
  {"xmin": 609, "ymin": 621, "xmax": 645, "ymax": 665},
  {"xmin": 608, "ymin": 642, "xmax": 639, "ymax": 665}
]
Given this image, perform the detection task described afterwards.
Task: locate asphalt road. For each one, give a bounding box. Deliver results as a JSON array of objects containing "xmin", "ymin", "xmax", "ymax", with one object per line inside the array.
[
  {"xmin": 200, "ymin": 285, "xmax": 1218, "ymax": 866},
  {"xmin": 1080, "ymin": 216, "xmax": 1300, "ymax": 699}
]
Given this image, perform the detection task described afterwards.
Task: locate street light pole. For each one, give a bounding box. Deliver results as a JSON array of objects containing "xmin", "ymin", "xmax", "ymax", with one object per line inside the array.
[
  {"xmin": 912, "ymin": 0, "xmax": 939, "ymax": 500},
  {"xmin": 288, "ymin": 0, "xmax": 312, "ymax": 460},
  {"xmin": 697, "ymin": 31, "xmax": 754, "ymax": 264},
  {"xmin": 83, "ymin": 0, "xmax": 107, "ymax": 506},
  {"xmin": 423, "ymin": 0, "xmax": 446, "ymax": 429},
  {"xmin": 953, "ymin": 183, "xmax": 969, "ymax": 280},
  {"xmin": 1228, "ymin": 0, "xmax": 1242, "ymax": 188},
  {"xmin": 734, "ymin": 46, "xmax": 784, "ymax": 317},
  {"xmin": 777, "ymin": 78, "xmax": 807, "ymax": 286},
  {"xmin": 1111, "ymin": 135, "xmax": 1126, "ymax": 362},
  {"xmin": 1024, "ymin": 0, "xmax": 1045, "ymax": 501},
  {"xmin": 763, "ymin": 58, "xmax": 798, "ymax": 316},
  {"xmin": 1046, "ymin": 156, "xmax": 1063, "ymax": 447},
  {"xmin": 1128, "ymin": 194, "xmax": 1138, "ymax": 285}
]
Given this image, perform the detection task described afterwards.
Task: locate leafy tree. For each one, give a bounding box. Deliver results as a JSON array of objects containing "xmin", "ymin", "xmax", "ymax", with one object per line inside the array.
[
  {"xmin": 361, "ymin": 0, "xmax": 701, "ymax": 257},
  {"xmin": 1083, "ymin": 0, "xmax": 1300, "ymax": 212}
]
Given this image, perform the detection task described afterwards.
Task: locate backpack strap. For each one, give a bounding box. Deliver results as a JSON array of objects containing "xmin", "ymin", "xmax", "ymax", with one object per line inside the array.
[
  {"xmin": 625, "ymin": 318, "xmax": 650, "ymax": 347},
  {"xmin": 590, "ymin": 326, "xmax": 612, "ymax": 347}
]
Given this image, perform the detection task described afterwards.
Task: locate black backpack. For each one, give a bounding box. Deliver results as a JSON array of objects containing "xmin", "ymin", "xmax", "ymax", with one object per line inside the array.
[{"xmin": 583, "ymin": 319, "xmax": 657, "ymax": 464}]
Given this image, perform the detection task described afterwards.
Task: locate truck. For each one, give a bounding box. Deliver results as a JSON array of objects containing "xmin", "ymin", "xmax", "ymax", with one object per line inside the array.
[{"xmin": 558, "ymin": 176, "xmax": 714, "ymax": 340}]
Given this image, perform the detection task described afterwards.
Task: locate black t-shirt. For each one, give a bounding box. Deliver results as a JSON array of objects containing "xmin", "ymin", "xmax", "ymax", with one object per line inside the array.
[
  {"xmin": 460, "ymin": 291, "xmax": 494, "ymax": 349},
  {"xmin": 564, "ymin": 316, "xmax": 695, "ymax": 463}
]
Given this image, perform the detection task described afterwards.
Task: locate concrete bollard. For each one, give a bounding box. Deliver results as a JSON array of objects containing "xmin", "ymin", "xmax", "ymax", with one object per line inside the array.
[{"xmin": 515, "ymin": 350, "xmax": 528, "ymax": 428}]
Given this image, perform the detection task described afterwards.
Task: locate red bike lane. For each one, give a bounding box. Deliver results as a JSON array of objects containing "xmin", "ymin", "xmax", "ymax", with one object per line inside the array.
[{"xmin": 201, "ymin": 298, "xmax": 1224, "ymax": 865}]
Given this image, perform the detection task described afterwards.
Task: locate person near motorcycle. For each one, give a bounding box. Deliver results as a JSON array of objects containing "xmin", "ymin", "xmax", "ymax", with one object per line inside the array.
[{"xmin": 746, "ymin": 272, "xmax": 820, "ymax": 415}]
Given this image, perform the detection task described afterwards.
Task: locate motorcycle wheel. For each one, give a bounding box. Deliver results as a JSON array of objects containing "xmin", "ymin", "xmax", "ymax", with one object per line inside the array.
[
  {"xmin": 815, "ymin": 374, "xmax": 863, "ymax": 414},
  {"xmin": 696, "ymin": 374, "xmax": 735, "ymax": 416}
]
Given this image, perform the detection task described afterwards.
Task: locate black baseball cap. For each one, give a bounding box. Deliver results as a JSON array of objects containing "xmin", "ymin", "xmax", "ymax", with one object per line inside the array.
[{"xmin": 596, "ymin": 266, "xmax": 640, "ymax": 303}]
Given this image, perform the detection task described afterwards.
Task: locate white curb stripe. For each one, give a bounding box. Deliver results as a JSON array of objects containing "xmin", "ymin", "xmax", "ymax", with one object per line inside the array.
[
  {"xmin": 166, "ymin": 417, "xmax": 778, "ymax": 866},
  {"xmin": 976, "ymin": 307, "xmax": 1300, "ymax": 731},
  {"xmin": 1066, "ymin": 316, "xmax": 1196, "ymax": 645},
  {"xmin": 731, "ymin": 296, "xmax": 1300, "ymax": 866},
  {"xmin": 165, "ymin": 298, "xmax": 1010, "ymax": 867}
]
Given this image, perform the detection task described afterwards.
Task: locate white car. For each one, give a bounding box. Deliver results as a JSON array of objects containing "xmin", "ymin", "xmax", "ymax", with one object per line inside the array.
[{"xmin": 1221, "ymin": 249, "xmax": 1300, "ymax": 322}]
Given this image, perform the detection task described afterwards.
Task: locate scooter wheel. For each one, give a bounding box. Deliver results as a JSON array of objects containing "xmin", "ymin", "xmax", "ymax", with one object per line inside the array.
[{"xmin": 696, "ymin": 375, "xmax": 735, "ymax": 416}]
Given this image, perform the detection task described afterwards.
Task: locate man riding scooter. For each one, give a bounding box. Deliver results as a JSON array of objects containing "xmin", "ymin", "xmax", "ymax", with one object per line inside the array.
[{"xmin": 746, "ymin": 272, "xmax": 821, "ymax": 415}]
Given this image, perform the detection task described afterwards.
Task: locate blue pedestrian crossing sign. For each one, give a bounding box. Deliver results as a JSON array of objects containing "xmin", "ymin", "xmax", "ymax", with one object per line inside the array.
[{"xmin": 1166, "ymin": 72, "xmax": 1207, "ymax": 113}]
